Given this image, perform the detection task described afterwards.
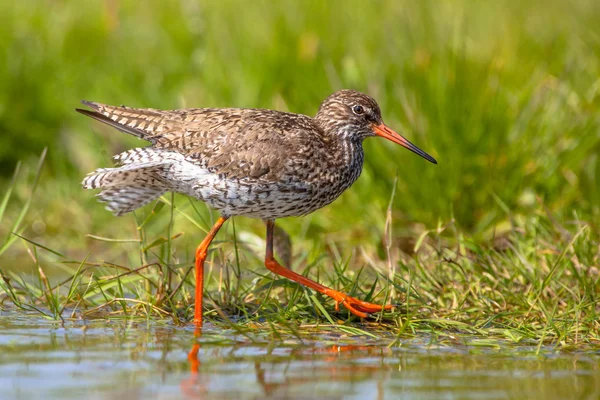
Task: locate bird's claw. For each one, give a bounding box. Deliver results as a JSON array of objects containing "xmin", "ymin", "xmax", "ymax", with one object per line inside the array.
[{"xmin": 327, "ymin": 290, "xmax": 393, "ymax": 318}]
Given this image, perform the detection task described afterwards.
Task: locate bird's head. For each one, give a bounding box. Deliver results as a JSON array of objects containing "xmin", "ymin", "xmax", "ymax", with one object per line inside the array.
[{"xmin": 315, "ymin": 90, "xmax": 437, "ymax": 164}]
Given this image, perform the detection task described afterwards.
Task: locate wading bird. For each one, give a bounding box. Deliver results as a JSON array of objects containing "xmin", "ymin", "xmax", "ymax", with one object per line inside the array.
[{"xmin": 78, "ymin": 90, "xmax": 437, "ymax": 327}]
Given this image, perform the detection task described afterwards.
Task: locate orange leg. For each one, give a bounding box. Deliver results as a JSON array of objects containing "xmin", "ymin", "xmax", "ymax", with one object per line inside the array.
[
  {"xmin": 264, "ymin": 220, "xmax": 393, "ymax": 318},
  {"xmin": 193, "ymin": 216, "xmax": 228, "ymax": 326}
]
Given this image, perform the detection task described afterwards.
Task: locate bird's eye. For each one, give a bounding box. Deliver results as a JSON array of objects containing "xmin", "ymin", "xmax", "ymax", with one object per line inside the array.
[{"xmin": 352, "ymin": 105, "xmax": 364, "ymax": 115}]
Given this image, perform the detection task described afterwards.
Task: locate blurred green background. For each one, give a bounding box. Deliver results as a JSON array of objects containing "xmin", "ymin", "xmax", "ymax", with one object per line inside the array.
[{"xmin": 1, "ymin": 0, "xmax": 599, "ymax": 261}]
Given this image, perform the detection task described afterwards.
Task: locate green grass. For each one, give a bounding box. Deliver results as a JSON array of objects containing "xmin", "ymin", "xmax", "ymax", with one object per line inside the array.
[
  {"xmin": 0, "ymin": 0, "xmax": 599, "ymax": 347},
  {"xmin": 1, "ymin": 169, "xmax": 598, "ymax": 348}
]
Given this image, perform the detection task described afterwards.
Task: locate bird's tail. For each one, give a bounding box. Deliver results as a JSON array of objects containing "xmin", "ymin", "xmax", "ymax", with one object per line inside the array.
[
  {"xmin": 95, "ymin": 186, "xmax": 166, "ymax": 216},
  {"xmin": 82, "ymin": 162, "xmax": 169, "ymax": 216}
]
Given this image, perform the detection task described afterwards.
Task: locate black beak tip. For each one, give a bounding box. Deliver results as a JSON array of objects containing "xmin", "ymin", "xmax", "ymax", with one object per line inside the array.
[{"xmin": 417, "ymin": 150, "xmax": 437, "ymax": 164}]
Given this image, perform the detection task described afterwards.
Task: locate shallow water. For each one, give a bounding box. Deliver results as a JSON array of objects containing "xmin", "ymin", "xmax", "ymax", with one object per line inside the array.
[{"xmin": 1, "ymin": 313, "xmax": 599, "ymax": 400}]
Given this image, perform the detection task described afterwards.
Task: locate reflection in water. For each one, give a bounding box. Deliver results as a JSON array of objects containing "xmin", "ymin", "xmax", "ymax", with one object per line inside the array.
[
  {"xmin": 185, "ymin": 328, "xmax": 388, "ymax": 400},
  {"xmin": 251, "ymin": 345, "xmax": 389, "ymax": 400},
  {"xmin": 0, "ymin": 315, "xmax": 599, "ymax": 400},
  {"xmin": 182, "ymin": 327, "xmax": 207, "ymax": 398}
]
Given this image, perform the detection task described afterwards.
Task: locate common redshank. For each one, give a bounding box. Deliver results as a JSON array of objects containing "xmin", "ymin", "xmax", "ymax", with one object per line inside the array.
[{"xmin": 77, "ymin": 90, "xmax": 437, "ymax": 326}]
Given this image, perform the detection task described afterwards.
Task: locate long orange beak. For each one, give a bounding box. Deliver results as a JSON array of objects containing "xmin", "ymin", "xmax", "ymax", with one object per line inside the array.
[{"xmin": 373, "ymin": 123, "xmax": 437, "ymax": 164}]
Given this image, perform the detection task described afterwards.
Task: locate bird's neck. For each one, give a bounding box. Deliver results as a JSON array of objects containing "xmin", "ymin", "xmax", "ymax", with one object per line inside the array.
[
  {"xmin": 338, "ymin": 136, "xmax": 364, "ymax": 167},
  {"xmin": 314, "ymin": 120, "xmax": 365, "ymax": 186},
  {"xmin": 326, "ymin": 136, "xmax": 365, "ymax": 191}
]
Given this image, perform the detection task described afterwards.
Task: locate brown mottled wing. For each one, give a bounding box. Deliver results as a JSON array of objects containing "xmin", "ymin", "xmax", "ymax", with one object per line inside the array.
[
  {"xmin": 77, "ymin": 101, "xmax": 320, "ymax": 182},
  {"xmin": 166, "ymin": 108, "xmax": 318, "ymax": 181}
]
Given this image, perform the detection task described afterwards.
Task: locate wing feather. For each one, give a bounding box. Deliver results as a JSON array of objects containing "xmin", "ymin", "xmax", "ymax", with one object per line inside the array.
[{"xmin": 78, "ymin": 101, "xmax": 324, "ymax": 182}]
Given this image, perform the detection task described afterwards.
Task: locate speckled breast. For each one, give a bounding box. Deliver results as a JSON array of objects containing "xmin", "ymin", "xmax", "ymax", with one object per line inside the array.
[{"xmin": 165, "ymin": 148, "xmax": 364, "ymax": 220}]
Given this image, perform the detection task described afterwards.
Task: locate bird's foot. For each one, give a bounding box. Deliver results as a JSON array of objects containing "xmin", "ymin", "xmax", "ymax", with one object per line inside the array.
[{"xmin": 324, "ymin": 289, "xmax": 394, "ymax": 318}]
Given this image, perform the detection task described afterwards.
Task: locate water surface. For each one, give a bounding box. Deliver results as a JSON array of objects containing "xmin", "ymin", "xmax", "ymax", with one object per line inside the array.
[{"xmin": 1, "ymin": 313, "xmax": 598, "ymax": 399}]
